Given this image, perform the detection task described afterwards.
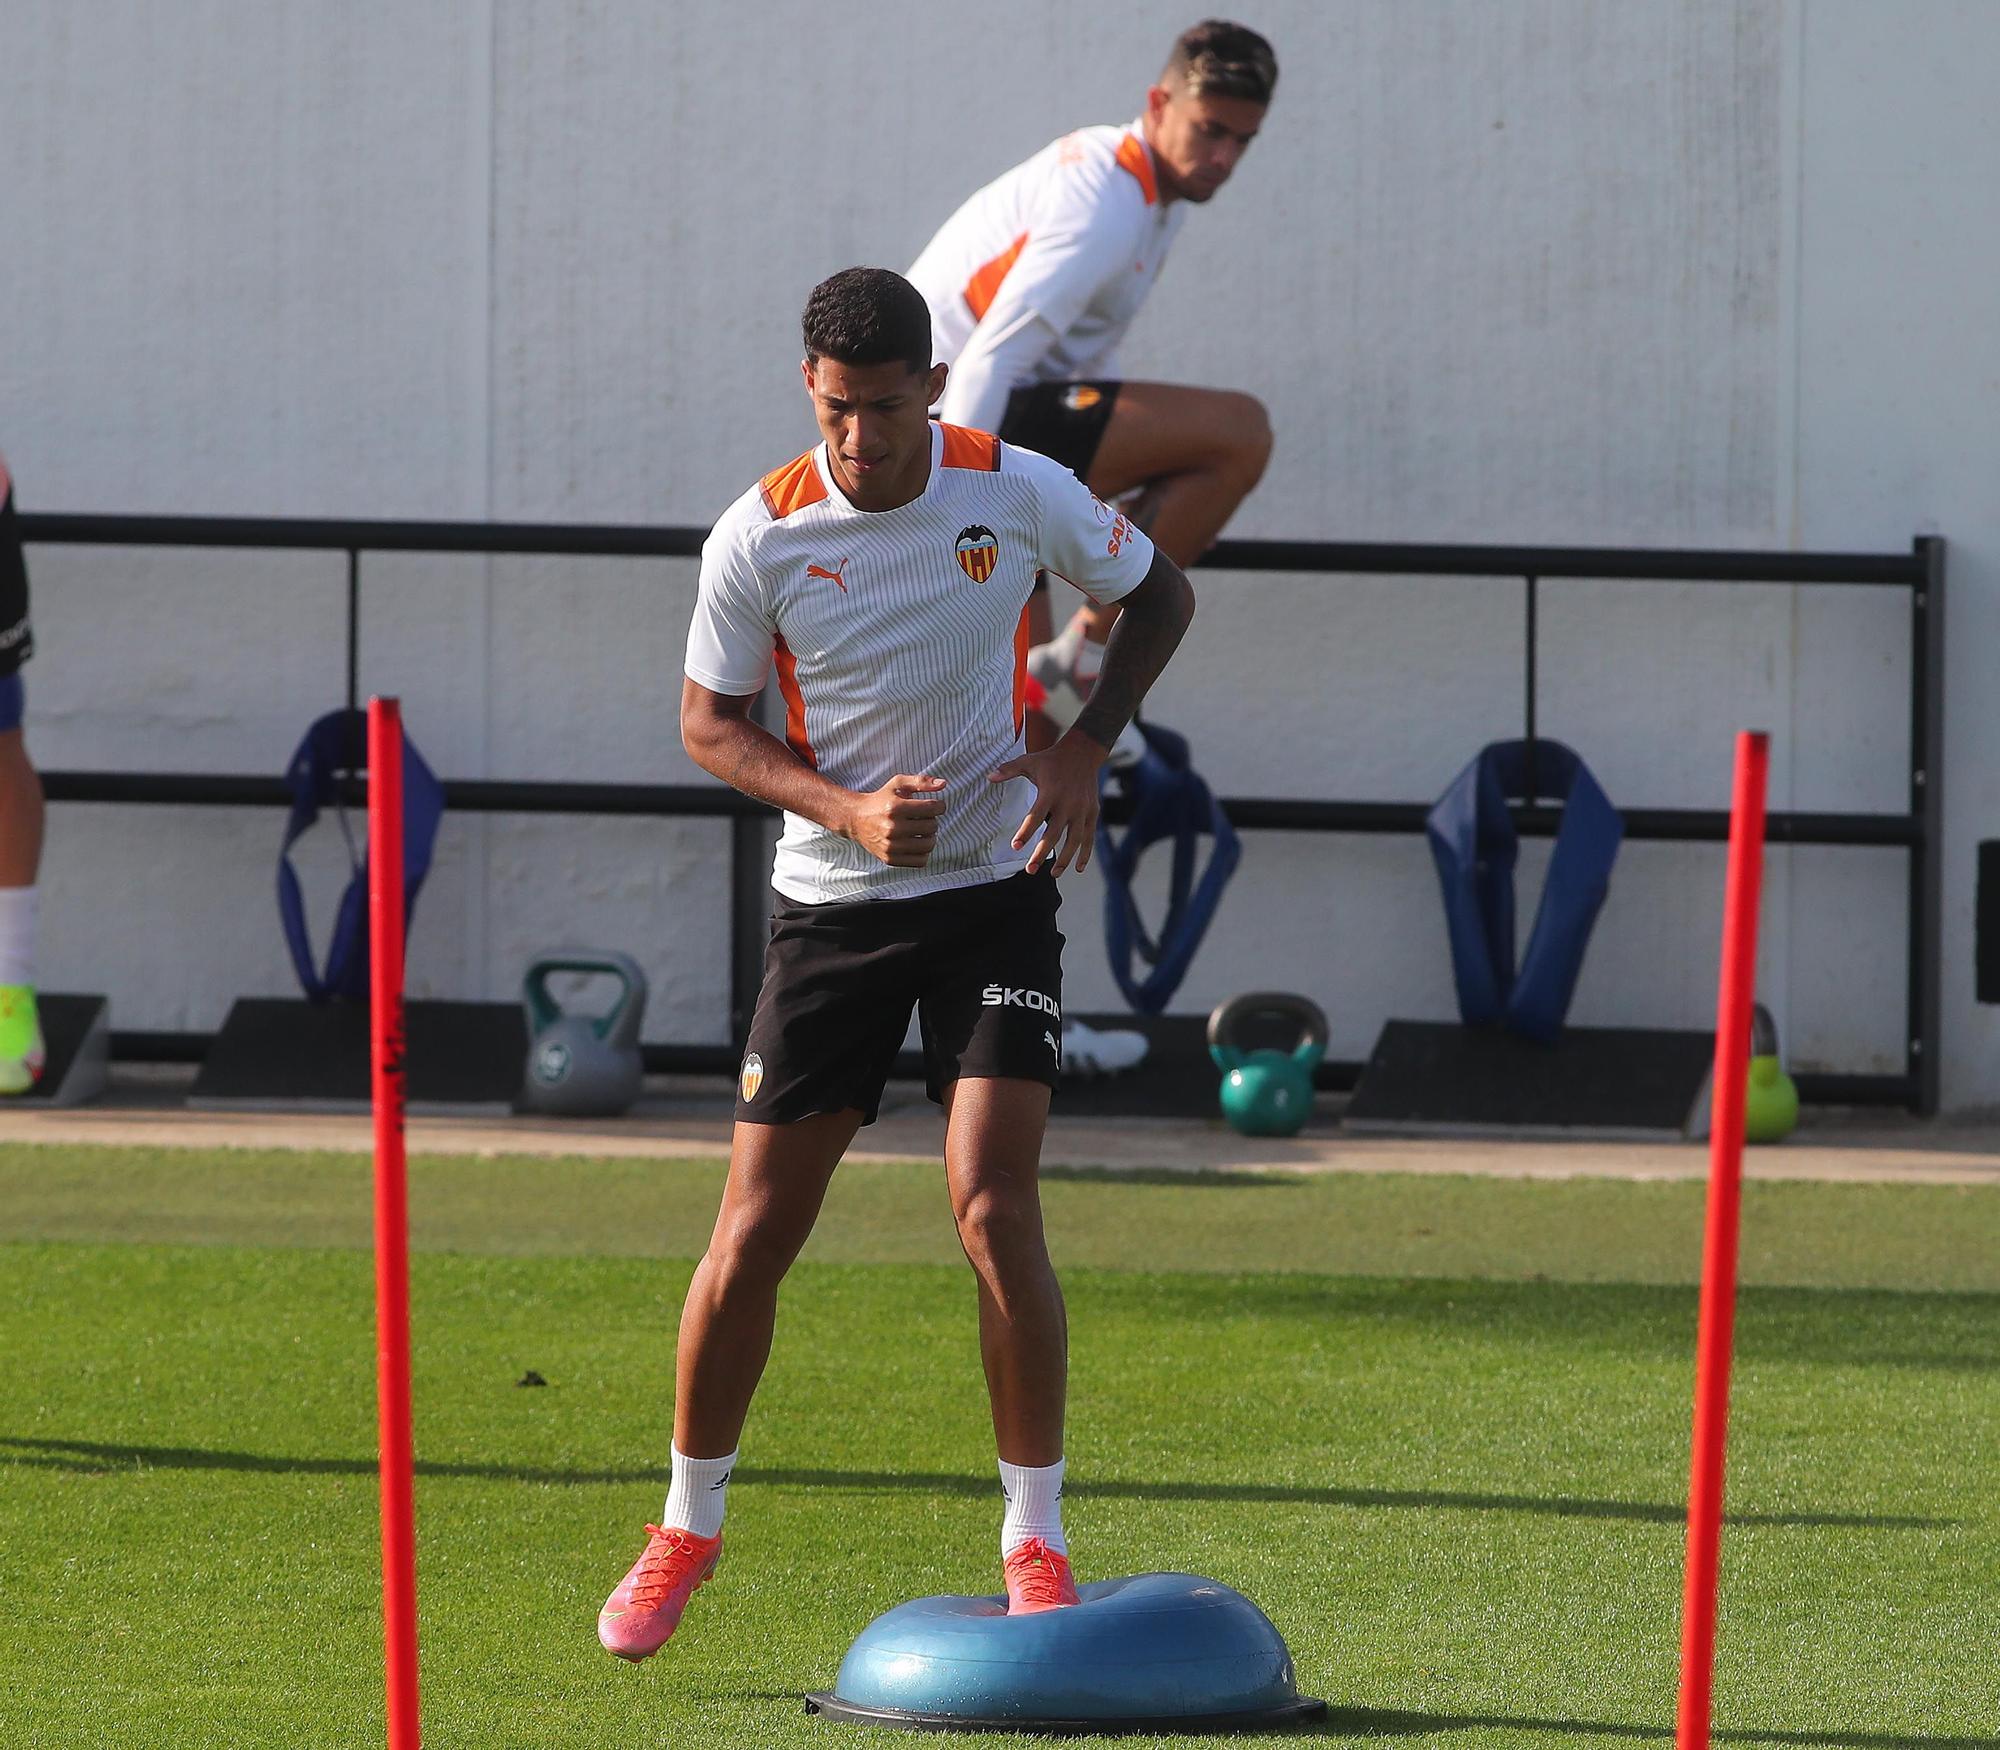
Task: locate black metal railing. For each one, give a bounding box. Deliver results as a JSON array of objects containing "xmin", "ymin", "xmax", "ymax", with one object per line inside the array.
[{"xmin": 20, "ymin": 512, "xmax": 1945, "ymax": 1112}]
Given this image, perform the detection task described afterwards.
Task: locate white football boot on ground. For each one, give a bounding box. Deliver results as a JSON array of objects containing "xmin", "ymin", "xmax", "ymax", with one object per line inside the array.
[{"xmin": 1061, "ymin": 1018, "xmax": 1149, "ymax": 1077}]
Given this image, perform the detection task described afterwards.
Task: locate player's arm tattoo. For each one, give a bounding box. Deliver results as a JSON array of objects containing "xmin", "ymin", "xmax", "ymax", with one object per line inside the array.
[{"xmin": 1072, "ymin": 550, "xmax": 1196, "ymax": 754}]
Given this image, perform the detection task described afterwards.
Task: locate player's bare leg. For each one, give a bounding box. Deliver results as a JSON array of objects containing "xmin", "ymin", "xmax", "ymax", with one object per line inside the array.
[
  {"xmin": 943, "ymin": 1077, "xmax": 1064, "ymax": 1461},
  {"xmin": 0, "ymin": 730, "xmax": 43, "ymax": 887},
  {"xmin": 1028, "ymin": 381, "xmax": 1270, "ymax": 750},
  {"xmin": 600, "ymin": 1108, "xmax": 858, "ymax": 1660},
  {"xmin": 1082, "ymin": 379, "xmax": 1271, "ymax": 609},
  {"xmin": 943, "ymin": 1075, "xmax": 1080, "ymax": 1611},
  {"xmin": 674, "ymin": 1108, "xmax": 861, "ymax": 1455}
]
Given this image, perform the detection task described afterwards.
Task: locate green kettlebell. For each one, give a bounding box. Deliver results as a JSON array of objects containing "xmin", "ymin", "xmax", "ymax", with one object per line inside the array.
[
  {"xmin": 1207, "ymin": 992, "xmax": 1330, "ymax": 1138},
  {"xmin": 520, "ymin": 948, "xmax": 649, "ymax": 1118},
  {"xmin": 1745, "ymin": 1003, "xmax": 1800, "ymax": 1145}
]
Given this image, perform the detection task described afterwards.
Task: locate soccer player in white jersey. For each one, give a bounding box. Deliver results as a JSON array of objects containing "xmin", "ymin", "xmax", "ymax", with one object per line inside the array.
[
  {"xmin": 596, "ymin": 269, "xmax": 1194, "ymax": 1661},
  {"xmin": 908, "ymin": 19, "xmax": 1275, "ymax": 1074},
  {"xmin": 907, "ymin": 19, "xmax": 1276, "ymax": 701}
]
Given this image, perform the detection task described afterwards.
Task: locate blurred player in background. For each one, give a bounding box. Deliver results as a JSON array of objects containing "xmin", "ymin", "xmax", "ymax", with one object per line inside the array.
[
  {"xmin": 908, "ymin": 19, "xmax": 1275, "ymax": 690},
  {"xmin": 595, "ymin": 268, "xmax": 1194, "ymax": 1661},
  {"xmin": 908, "ymin": 19, "xmax": 1276, "ymax": 1072},
  {"xmin": 0, "ymin": 452, "xmax": 45, "ymax": 1093}
]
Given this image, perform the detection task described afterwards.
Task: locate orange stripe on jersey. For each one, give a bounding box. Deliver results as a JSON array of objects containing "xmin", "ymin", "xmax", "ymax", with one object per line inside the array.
[
  {"xmin": 938, "ymin": 424, "xmax": 1001, "ymax": 471},
  {"xmin": 759, "ymin": 451, "xmax": 828, "ymax": 520},
  {"xmin": 1114, "ymin": 134, "xmax": 1158, "ymax": 206},
  {"xmin": 0, "ymin": 452, "xmax": 11, "ymax": 499},
  {"xmin": 963, "ymin": 231, "xmax": 1029, "ymax": 320},
  {"xmin": 1012, "ymin": 601, "xmax": 1033, "ymax": 733},
  {"xmin": 772, "ymin": 634, "xmax": 815, "ymax": 769}
]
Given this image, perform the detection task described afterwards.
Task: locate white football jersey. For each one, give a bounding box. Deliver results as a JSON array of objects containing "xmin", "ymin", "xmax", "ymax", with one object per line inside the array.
[
  {"xmin": 908, "ymin": 121, "xmax": 1189, "ymax": 433},
  {"xmin": 686, "ymin": 423, "xmax": 1156, "ymax": 904}
]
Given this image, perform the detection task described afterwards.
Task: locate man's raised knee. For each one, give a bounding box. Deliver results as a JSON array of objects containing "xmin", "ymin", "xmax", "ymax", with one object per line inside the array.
[{"xmin": 1223, "ymin": 392, "xmax": 1274, "ymax": 485}]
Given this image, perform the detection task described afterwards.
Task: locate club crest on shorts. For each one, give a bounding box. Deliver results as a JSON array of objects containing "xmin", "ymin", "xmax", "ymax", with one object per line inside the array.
[
  {"xmin": 954, "ymin": 524, "xmax": 999, "ymax": 584},
  {"xmin": 739, "ymin": 1052, "xmax": 764, "ymax": 1102},
  {"xmin": 1063, "ymin": 384, "xmax": 1104, "ymax": 413}
]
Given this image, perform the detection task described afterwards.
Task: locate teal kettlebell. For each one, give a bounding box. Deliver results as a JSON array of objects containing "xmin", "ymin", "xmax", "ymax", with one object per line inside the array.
[
  {"xmin": 1207, "ymin": 992, "xmax": 1330, "ymax": 1137},
  {"xmin": 520, "ymin": 949, "xmax": 648, "ymax": 1117}
]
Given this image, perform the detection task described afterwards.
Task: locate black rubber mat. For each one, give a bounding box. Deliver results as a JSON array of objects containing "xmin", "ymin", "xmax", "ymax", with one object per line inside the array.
[
  {"xmin": 188, "ymin": 997, "xmax": 527, "ymax": 1114},
  {"xmin": 1344, "ymin": 1018, "xmax": 1714, "ymax": 1139},
  {"xmin": 12, "ymin": 993, "xmax": 110, "ymax": 1105}
]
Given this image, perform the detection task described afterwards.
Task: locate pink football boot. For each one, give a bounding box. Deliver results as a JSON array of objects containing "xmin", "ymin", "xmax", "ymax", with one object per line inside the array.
[
  {"xmin": 1002, "ymin": 1537, "xmax": 1080, "ymax": 1614},
  {"xmin": 597, "ymin": 1524, "xmax": 722, "ymax": 1661}
]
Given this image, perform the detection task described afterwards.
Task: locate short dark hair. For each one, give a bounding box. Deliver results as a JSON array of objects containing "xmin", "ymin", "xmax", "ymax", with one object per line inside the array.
[
  {"xmin": 1165, "ymin": 20, "xmax": 1278, "ymax": 106},
  {"xmin": 801, "ymin": 268, "xmax": 934, "ymax": 375}
]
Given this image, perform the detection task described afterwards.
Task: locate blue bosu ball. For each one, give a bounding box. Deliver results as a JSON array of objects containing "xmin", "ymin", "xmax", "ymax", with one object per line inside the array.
[{"xmin": 805, "ymin": 1571, "xmax": 1324, "ymax": 1732}]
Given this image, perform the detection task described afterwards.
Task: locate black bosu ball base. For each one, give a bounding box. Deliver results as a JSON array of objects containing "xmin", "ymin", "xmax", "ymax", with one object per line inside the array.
[{"xmin": 803, "ymin": 1694, "xmax": 1328, "ymax": 1735}]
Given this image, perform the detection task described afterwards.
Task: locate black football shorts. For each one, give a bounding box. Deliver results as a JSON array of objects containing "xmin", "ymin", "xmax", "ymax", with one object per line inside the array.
[
  {"xmin": 997, "ymin": 380, "xmax": 1121, "ymax": 483},
  {"xmin": 734, "ymin": 871, "xmax": 1066, "ymax": 1126}
]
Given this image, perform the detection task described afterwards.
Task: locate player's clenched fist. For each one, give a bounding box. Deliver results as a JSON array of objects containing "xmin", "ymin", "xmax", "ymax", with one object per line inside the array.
[{"xmin": 841, "ymin": 774, "xmax": 948, "ymax": 867}]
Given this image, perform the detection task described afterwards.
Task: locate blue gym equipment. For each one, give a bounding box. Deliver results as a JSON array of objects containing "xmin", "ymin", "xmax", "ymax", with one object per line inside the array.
[
  {"xmin": 278, "ymin": 707, "xmax": 444, "ymax": 1005},
  {"xmin": 1097, "ymin": 721, "xmax": 1241, "ymax": 1015},
  {"xmin": 1426, "ymin": 738, "xmax": 1622, "ymax": 1042},
  {"xmin": 805, "ymin": 1569, "xmax": 1324, "ymax": 1733}
]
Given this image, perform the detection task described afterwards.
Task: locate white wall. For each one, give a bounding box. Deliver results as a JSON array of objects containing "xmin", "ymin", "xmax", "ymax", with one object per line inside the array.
[
  {"xmin": 1, "ymin": 1, "xmax": 1989, "ymax": 1103},
  {"xmin": 1784, "ymin": 0, "xmax": 2000, "ymax": 1110}
]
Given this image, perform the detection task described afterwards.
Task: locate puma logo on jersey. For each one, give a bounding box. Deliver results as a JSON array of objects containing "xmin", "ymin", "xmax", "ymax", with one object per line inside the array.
[
  {"xmin": 1044, "ymin": 1030, "xmax": 1060, "ymax": 1058},
  {"xmin": 806, "ymin": 559, "xmax": 849, "ymax": 593}
]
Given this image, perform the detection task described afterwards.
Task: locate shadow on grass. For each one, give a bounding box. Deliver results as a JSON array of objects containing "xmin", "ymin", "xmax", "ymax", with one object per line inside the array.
[
  {"xmin": 1039, "ymin": 1166, "xmax": 1302, "ymax": 1189},
  {"xmin": 701, "ymin": 1698, "xmax": 1995, "ymax": 1749},
  {"xmin": 1314, "ymin": 1707, "xmax": 1996, "ymax": 1748},
  {"xmin": 0, "ymin": 1437, "xmax": 1948, "ymax": 1529}
]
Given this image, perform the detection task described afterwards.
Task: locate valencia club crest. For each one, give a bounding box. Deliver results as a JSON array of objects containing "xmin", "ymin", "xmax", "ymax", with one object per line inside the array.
[{"xmin": 954, "ymin": 525, "xmax": 1000, "ymax": 583}]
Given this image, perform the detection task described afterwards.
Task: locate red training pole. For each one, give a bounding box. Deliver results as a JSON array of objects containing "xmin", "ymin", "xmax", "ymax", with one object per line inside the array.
[
  {"xmin": 368, "ymin": 697, "xmax": 421, "ymax": 1750},
  {"xmin": 1676, "ymin": 729, "xmax": 1769, "ymax": 1750}
]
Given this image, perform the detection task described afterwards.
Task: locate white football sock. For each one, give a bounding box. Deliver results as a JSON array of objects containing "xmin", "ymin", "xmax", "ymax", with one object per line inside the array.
[
  {"xmin": 0, "ymin": 885, "xmax": 37, "ymax": 987},
  {"xmin": 662, "ymin": 1444, "xmax": 737, "ymax": 1540},
  {"xmin": 999, "ymin": 1456, "xmax": 1068, "ymax": 1557},
  {"xmin": 1042, "ymin": 617, "xmax": 1085, "ymax": 673}
]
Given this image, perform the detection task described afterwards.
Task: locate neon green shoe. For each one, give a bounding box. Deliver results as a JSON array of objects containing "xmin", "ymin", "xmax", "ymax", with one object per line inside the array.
[{"xmin": 0, "ymin": 985, "xmax": 44, "ymax": 1094}]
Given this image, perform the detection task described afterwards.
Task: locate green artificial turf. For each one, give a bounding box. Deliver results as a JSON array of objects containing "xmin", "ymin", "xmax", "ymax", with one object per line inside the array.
[
  {"xmin": 6, "ymin": 1143, "xmax": 2000, "ymax": 1290},
  {"xmin": 2, "ymin": 1144, "xmax": 1995, "ymax": 1748}
]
